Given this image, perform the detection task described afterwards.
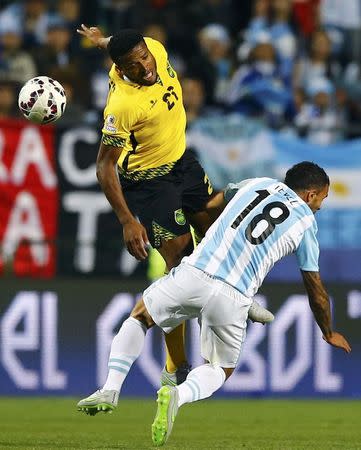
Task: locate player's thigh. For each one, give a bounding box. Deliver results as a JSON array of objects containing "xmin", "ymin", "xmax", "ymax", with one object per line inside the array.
[
  {"xmin": 157, "ymin": 232, "xmax": 193, "ymax": 269},
  {"xmin": 187, "ymin": 209, "xmax": 215, "ymax": 238},
  {"xmin": 122, "ymin": 177, "xmax": 191, "ymax": 249},
  {"xmin": 200, "ymin": 284, "xmax": 252, "ymax": 368},
  {"xmin": 143, "ymin": 263, "xmax": 213, "ymax": 334}
]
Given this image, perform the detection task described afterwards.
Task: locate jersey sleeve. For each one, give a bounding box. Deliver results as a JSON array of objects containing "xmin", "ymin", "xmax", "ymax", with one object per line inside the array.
[
  {"xmin": 295, "ymin": 224, "xmax": 319, "ymax": 271},
  {"xmin": 102, "ymin": 93, "xmax": 141, "ymax": 148},
  {"xmin": 224, "ymin": 179, "xmax": 253, "ymax": 202}
]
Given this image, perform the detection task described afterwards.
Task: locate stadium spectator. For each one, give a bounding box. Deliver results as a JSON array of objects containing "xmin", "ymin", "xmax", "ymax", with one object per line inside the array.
[
  {"xmin": 181, "ymin": 75, "xmax": 222, "ymax": 127},
  {"xmin": 181, "ymin": 76, "xmax": 207, "ymax": 126},
  {"xmin": 57, "ymin": 0, "xmax": 82, "ymax": 27},
  {"xmin": 97, "ymin": 0, "xmax": 139, "ymax": 31},
  {"xmin": 34, "ymin": 16, "xmax": 78, "ymax": 76},
  {"xmin": 292, "ymin": 0, "xmax": 320, "ymax": 37},
  {"xmin": 319, "ymin": 0, "xmax": 361, "ymax": 63},
  {"xmin": 0, "ymin": 20, "xmax": 37, "ymax": 85},
  {"xmin": 185, "ymin": 0, "xmax": 246, "ymax": 34},
  {"xmin": 294, "ymin": 77, "xmax": 345, "ymax": 145},
  {"xmin": 226, "ymin": 40, "xmax": 293, "ymax": 128},
  {"xmin": 50, "ymin": 67, "xmax": 87, "ymax": 127},
  {"xmin": 88, "ymin": 53, "xmax": 113, "ymax": 122},
  {"xmin": 240, "ymin": 0, "xmax": 297, "ymax": 85},
  {"xmin": 0, "ymin": 78, "xmax": 20, "ymax": 119},
  {"xmin": 0, "ymin": 0, "xmax": 53, "ymax": 50},
  {"xmin": 185, "ymin": 36, "xmax": 216, "ymax": 105},
  {"xmin": 198, "ymin": 23, "xmax": 233, "ymax": 104},
  {"xmin": 268, "ymin": 0, "xmax": 297, "ymax": 85},
  {"xmin": 294, "ymin": 29, "xmax": 341, "ymax": 89},
  {"xmin": 142, "ymin": 22, "xmax": 167, "ymax": 45},
  {"xmin": 240, "ymin": 0, "xmax": 269, "ymax": 59},
  {"xmin": 56, "ymin": 0, "xmax": 83, "ymax": 53},
  {"xmin": 142, "ymin": 22, "xmax": 186, "ymax": 77}
]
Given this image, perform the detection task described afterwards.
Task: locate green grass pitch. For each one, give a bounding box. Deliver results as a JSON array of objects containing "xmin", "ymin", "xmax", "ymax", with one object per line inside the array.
[{"xmin": 0, "ymin": 398, "xmax": 360, "ymax": 449}]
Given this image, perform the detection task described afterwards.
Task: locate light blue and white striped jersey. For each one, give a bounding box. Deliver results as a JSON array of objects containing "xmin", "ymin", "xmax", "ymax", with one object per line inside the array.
[{"xmin": 185, "ymin": 177, "xmax": 319, "ymax": 298}]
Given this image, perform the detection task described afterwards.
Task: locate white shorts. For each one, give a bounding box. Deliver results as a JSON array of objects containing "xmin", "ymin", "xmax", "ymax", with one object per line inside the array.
[{"xmin": 143, "ymin": 262, "xmax": 252, "ymax": 368}]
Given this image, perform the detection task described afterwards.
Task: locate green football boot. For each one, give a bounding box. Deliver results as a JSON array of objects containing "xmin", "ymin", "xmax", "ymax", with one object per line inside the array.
[{"xmin": 152, "ymin": 386, "xmax": 179, "ymax": 446}]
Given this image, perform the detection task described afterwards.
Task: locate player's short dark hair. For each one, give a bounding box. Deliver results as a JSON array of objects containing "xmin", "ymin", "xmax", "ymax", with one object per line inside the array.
[
  {"xmin": 107, "ymin": 29, "xmax": 144, "ymax": 65},
  {"xmin": 284, "ymin": 161, "xmax": 330, "ymax": 192}
]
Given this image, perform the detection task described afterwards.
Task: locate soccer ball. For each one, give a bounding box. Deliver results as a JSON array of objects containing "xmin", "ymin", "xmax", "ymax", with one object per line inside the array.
[{"xmin": 18, "ymin": 76, "xmax": 67, "ymax": 124}]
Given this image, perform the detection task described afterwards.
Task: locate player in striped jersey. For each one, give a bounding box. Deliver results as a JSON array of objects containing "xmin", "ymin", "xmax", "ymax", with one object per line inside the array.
[
  {"xmin": 186, "ymin": 175, "xmax": 319, "ymax": 297},
  {"xmin": 77, "ymin": 161, "xmax": 351, "ymax": 446}
]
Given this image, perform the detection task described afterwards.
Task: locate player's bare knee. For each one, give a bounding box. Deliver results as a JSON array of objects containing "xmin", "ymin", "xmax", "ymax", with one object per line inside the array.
[
  {"xmin": 222, "ymin": 367, "xmax": 234, "ymax": 380},
  {"xmin": 130, "ymin": 298, "xmax": 155, "ymax": 329}
]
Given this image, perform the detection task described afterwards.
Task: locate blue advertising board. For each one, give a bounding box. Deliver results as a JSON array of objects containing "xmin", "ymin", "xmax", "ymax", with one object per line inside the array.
[{"xmin": 0, "ymin": 278, "xmax": 359, "ymax": 398}]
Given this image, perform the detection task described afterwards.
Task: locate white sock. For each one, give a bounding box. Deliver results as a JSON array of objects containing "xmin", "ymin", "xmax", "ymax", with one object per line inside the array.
[
  {"xmin": 176, "ymin": 363, "xmax": 226, "ymax": 407},
  {"xmin": 102, "ymin": 317, "xmax": 147, "ymax": 392}
]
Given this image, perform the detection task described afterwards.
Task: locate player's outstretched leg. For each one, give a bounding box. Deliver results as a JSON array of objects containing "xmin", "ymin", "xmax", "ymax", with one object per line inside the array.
[
  {"xmin": 248, "ymin": 300, "xmax": 274, "ymax": 324},
  {"xmin": 77, "ymin": 389, "xmax": 119, "ymax": 416},
  {"xmin": 152, "ymin": 363, "xmax": 226, "ymax": 445},
  {"xmin": 76, "ymin": 316, "xmax": 147, "ymax": 416},
  {"xmin": 152, "ymin": 386, "xmax": 179, "ymax": 446}
]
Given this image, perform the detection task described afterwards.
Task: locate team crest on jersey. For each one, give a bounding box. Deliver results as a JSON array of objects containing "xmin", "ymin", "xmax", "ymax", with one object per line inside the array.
[
  {"xmin": 104, "ymin": 114, "xmax": 117, "ymax": 132},
  {"xmin": 174, "ymin": 209, "xmax": 186, "ymax": 225},
  {"xmin": 167, "ymin": 60, "xmax": 175, "ymax": 78}
]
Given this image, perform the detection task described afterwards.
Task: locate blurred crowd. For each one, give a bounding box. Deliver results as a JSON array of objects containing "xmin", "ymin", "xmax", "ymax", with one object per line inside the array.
[{"xmin": 1, "ymin": 0, "xmax": 361, "ymax": 145}]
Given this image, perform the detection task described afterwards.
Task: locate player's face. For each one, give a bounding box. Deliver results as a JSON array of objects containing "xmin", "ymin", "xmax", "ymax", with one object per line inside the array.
[
  {"xmin": 119, "ymin": 42, "xmax": 157, "ymax": 86},
  {"xmin": 307, "ymin": 184, "xmax": 329, "ymax": 213}
]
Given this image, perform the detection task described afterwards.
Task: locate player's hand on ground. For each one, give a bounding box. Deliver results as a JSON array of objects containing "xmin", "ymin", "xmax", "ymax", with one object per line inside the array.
[
  {"xmin": 323, "ymin": 332, "xmax": 351, "ymax": 353},
  {"xmin": 123, "ymin": 220, "xmax": 150, "ymax": 260},
  {"xmin": 76, "ymin": 24, "xmax": 109, "ymax": 48}
]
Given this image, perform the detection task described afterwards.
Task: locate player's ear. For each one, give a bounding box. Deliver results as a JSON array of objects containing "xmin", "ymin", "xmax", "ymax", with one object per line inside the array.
[{"xmin": 305, "ymin": 189, "xmax": 317, "ymax": 203}]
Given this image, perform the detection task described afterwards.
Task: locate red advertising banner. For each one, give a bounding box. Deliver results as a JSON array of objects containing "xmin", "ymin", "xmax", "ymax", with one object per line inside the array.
[{"xmin": 0, "ymin": 119, "xmax": 58, "ymax": 277}]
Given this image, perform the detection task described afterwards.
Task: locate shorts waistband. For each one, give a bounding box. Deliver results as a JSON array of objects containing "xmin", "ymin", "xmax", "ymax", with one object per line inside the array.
[
  {"xmin": 181, "ymin": 262, "xmax": 249, "ymax": 303},
  {"xmin": 118, "ymin": 160, "xmax": 177, "ymax": 181}
]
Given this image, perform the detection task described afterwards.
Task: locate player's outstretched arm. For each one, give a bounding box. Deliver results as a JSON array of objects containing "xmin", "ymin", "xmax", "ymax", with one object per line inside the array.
[
  {"xmin": 96, "ymin": 142, "xmax": 150, "ymax": 260},
  {"xmin": 76, "ymin": 24, "xmax": 111, "ymax": 49},
  {"xmin": 301, "ymin": 270, "xmax": 351, "ymax": 353}
]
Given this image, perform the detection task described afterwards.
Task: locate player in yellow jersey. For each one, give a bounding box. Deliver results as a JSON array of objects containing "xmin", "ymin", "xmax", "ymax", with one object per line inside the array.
[{"xmin": 76, "ymin": 25, "xmax": 273, "ymax": 400}]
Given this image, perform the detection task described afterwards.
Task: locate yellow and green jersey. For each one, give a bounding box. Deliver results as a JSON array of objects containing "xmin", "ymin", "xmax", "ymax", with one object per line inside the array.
[{"xmin": 102, "ymin": 37, "xmax": 186, "ymax": 181}]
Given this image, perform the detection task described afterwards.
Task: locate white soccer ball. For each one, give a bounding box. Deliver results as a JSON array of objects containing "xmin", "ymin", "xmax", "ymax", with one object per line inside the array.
[{"xmin": 18, "ymin": 76, "xmax": 67, "ymax": 124}]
